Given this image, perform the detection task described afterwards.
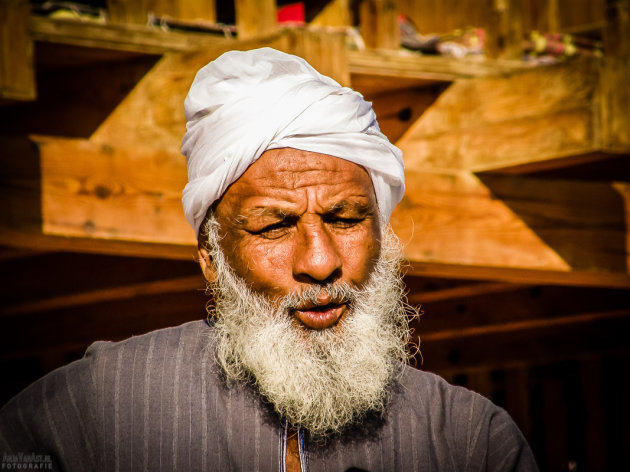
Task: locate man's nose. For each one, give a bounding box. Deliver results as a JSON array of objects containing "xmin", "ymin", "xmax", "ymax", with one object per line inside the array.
[{"xmin": 293, "ymin": 221, "xmax": 342, "ymax": 284}]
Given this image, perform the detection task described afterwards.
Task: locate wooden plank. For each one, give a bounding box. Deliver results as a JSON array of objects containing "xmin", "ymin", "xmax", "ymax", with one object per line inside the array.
[
  {"xmin": 235, "ymin": 0, "xmax": 277, "ymax": 39},
  {"xmin": 0, "ymin": 135, "xmax": 196, "ymax": 259},
  {"xmin": 106, "ymin": 0, "xmax": 149, "ymax": 25},
  {"xmin": 38, "ymin": 137, "xmax": 193, "ymax": 245},
  {"xmin": 416, "ymin": 308, "xmax": 630, "ymax": 371},
  {"xmin": 600, "ymin": 0, "xmax": 630, "ymax": 151},
  {"xmin": 0, "ymin": 229, "xmax": 196, "ymax": 260},
  {"xmin": 541, "ymin": 368, "xmax": 569, "ymax": 472},
  {"xmin": 30, "ymin": 15, "xmax": 284, "ymax": 55},
  {"xmin": 407, "ymin": 282, "xmax": 523, "ymax": 305},
  {"xmin": 284, "ymin": 28, "xmax": 350, "ymax": 87},
  {"xmin": 504, "ymin": 366, "xmax": 532, "ymax": 439},
  {"xmin": 579, "ymin": 359, "xmax": 607, "ymax": 471},
  {"xmin": 0, "ymin": 290, "xmax": 208, "ymax": 359},
  {"xmin": 0, "ymin": 251, "xmax": 200, "ymax": 308},
  {"xmin": 88, "ymin": 41, "xmax": 286, "ymax": 149},
  {"xmin": 2, "ymin": 275, "xmax": 204, "ymax": 316},
  {"xmin": 397, "ymin": 58, "xmax": 603, "ymax": 172},
  {"xmin": 359, "ymin": 0, "xmax": 400, "ymax": 50},
  {"xmin": 391, "ymin": 169, "xmax": 630, "ymax": 286},
  {"xmin": 348, "ymin": 49, "xmax": 530, "ymax": 82},
  {"xmin": 3, "ymin": 136, "xmax": 629, "ymax": 284},
  {"xmin": 109, "ymin": 0, "xmax": 217, "ymax": 25},
  {"xmin": 414, "ymin": 284, "xmax": 630, "ymax": 335},
  {"xmin": 361, "ymin": 84, "xmax": 447, "ymax": 143},
  {"xmin": 420, "ymin": 309, "xmax": 630, "ymax": 343},
  {"xmin": 0, "ymin": 0, "xmax": 35, "ymax": 100},
  {"xmin": 1, "ymin": 55, "xmax": 159, "ymax": 139},
  {"xmin": 89, "ymin": 36, "xmax": 346, "ymax": 149},
  {"xmin": 406, "ymin": 260, "xmax": 630, "ymax": 288},
  {"xmin": 484, "ymin": 0, "xmax": 524, "ymax": 60},
  {"xmin": 149, "ymin": 0, "xmax": 216, "ymax": 24},
  {"xmin": 310, "ymin": 0, "xmax": 351, "ymax": 27}
]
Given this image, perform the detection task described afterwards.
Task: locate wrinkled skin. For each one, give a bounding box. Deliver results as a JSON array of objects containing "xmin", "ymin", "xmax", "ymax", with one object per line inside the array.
[{"xmin": 199, "ymin": 147, "xmax": 382, "ymax": 330}]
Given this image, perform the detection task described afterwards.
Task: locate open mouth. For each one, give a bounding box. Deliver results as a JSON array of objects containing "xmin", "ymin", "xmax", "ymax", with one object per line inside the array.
[{"xmin": 293, "ymin": 303, "xmax": 346, "ymax": 330}]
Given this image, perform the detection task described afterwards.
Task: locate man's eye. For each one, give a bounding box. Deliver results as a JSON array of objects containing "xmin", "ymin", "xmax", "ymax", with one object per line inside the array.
[
  {"xmin": 250, "ymin": 223, "xmax": 291, "ymax": 239},
  {"xmin": 328, "ymin": 218, "xmax": 363, "ymax": 229}
]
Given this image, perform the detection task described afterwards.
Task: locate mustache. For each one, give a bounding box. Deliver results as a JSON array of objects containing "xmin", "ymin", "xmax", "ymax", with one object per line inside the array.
[{"xmin": 279, "ymin": 282, "xmax": 358, "ymax": 310}]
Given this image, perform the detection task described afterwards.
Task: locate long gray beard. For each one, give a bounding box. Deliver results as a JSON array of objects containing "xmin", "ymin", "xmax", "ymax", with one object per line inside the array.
[{"xmin": 203, "ymin": 217, "xmax": 412, "ymax": 439}]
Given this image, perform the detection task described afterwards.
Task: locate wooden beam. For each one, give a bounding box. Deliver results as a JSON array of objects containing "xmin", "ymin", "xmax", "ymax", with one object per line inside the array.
[
  {"xmin": 89, "ymin": 37, "xmax": 347, "ymax": 148},
  {"xmin": 2, "ymin": 135, "xmax": 628, "ymax": 285},
  {"xmin": 600, "ymin": 0, "xmax": 630, "ymax": 151},
  {"xmin": 414, "ymin": 283, "xmax": 630, "ymax": 334},
  {"xmin": 2, "ymin": 275, "xmax": 204, "ymax": 316},
  {"xmin": 0, "ymin": 290, "xmax": 208, "ymax": 359},
  {"xmin": 397, "ymin": 58, "xmax": 607, "ymax": 173},
  {"xmin": 407, "ymin": 282, "xmax": 524, "ymax": 305},
  {"xmin": 310, "ymin": 0, "xmax": 351, "ymax": 27},
  {"xmin": 420, "ymin": 309, "xmax": 630, "ymax": 343},
  {"xmin": 149, "ymin": 0, "xmax": 216, "ymax": 24},
  {"xmin": 360, "ymin": 84, "xmax": 447, "ymax": 143},
  {"xmin": 39, "ymin": 137, "xmax": 192, "ymax": 245},
  {"xmin": 106, "ymin": 0, "xmax": 149, "ymax": 25},
  {"xmin": 235, "ymin": 0, "xmax": 277, "ymax": 39},
  {"xmin": 30, "ymin": 15, "xmax": 284, "ymax": 55},
  {"xmin": 348, "ymin": 49, "xmax": 529, "ymax": 82},
  {"xmin": 359, "ymin": 0, "xmax": 400, "ymax": 50},
  {"xmin": 284, "ymin": 27, "xmax": 350, "ymax": 87},
  {"xmin": 0, "ymin": 135, "xmax": 196, "ymax": 259},
  {"xmin": 484, "ymin": 0, "xmax": 523, "ymax": 60},
  {"xmin": 416, "ymin": 308, "xmax": 630, "ymax": 371},
  {"xmin": 0, "ymin": 0, "xmax": 35, "ymax": 101},
  {"xmin": 391, "ymin": 169, "xmax": 630, "ymax": 287}
]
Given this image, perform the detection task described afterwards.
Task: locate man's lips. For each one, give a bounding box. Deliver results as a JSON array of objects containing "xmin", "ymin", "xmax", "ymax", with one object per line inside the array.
[{"xmin": 293, "ymin": 303, "xmax": 346, "ymax": 330}]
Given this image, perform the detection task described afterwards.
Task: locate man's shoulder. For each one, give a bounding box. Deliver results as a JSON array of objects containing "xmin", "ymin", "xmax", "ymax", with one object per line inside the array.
[
  {"xmin": 394, "ymin": 365, "xmax": 538, "ymax": 471},
  {"xmin": 84, "ymin": 319, "xmax": 210, "ymax": 361},
  {"xmin": 396, "ymin": 365, "xmax": 505, "ymax": 426}
]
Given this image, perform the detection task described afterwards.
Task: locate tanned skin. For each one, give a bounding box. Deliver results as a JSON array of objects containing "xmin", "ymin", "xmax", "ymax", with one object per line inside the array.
[{"xmin": 198, "ymin": 148, "xmax": 382, "ymax": 471}]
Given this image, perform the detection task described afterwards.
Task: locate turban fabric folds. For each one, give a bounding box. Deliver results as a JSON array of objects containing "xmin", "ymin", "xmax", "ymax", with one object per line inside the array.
[{"xmin": 181, "ymin": 48, "xmax": 405, "ymax": 236}]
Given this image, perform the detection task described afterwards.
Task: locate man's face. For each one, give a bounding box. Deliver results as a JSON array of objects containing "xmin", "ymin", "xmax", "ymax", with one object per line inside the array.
[{"xmin": 213, "ymin": 148, "xmax": 382, "ymax": 330}]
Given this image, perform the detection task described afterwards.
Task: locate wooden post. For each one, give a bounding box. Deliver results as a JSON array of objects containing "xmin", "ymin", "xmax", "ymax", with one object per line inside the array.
[
  {"xmin": 0, "ymin": 0, "xmax": 35, "ymax": 101},
  {"xmin": 108, "ymin": 0, "xmax": 216, "ymax": 25},
  {"xmin": 285, "ymin": 28, "xmax": 350, "ymax": 87},
  {"xmin": 546, "ymin": 0, "xmax": 559, "ymax": 32},
  {"xmin": 600, "ymin": 0, "xmax": 630, "ymax": 150},
  {"xmin": 505, "ymin": 366, "xmax": 532, "ymax": 439},
  {"xmin": 310, "ymin": 0, "xmax": 351, "ymax": 27},
  {"xmin": 485, "ymin": 0, "xmax": 523, "ymax": 59},
  {"xmin": 148, "ymin": 0, "xmax": 217, "ymax": 23},
  {"xmin": 359, "ymin": 0, "xmax": 400, "ymax": 50},
  {"xmin": 235, "ymin": 0, "xmax": 277, "ymax": 39},
  {"xmin": 106, "ymin": 0, "xmax": 149, "ymax": 25}
]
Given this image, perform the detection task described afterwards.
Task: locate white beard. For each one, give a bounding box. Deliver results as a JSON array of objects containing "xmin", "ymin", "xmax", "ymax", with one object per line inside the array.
[{"xmin": 203, "ymin": 217, "xmax": 412, "ymax": 439}]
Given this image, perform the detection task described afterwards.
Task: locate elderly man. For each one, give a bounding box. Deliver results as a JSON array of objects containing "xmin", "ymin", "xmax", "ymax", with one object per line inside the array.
[{"xmin": 0, "ymin": 48, "xmax": 537, "ymax": 471}]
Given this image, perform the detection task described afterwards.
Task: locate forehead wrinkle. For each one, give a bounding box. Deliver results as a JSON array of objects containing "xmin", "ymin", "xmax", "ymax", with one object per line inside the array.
[{"xmin": 250, "ymin": 167, "xmax": 355, "ymax": 191}]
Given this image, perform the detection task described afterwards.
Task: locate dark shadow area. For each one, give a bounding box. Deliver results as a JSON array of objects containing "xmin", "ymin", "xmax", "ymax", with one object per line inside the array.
[
  {"xmin": 0, "ymin": 136, "xmax": 42, "ymax": 234},
  {"xmin": 0, "ymin": 44, "xmax": 159, "ymax": 138},
  {"xmin": 477, "ymin": 172, "xmax": 628, "ymax": 273}
]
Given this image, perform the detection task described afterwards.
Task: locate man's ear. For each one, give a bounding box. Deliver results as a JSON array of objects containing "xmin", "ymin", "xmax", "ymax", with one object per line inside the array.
[{"xmin": 198, "ymin": 245, "xmax": 217, "ymax": 284}]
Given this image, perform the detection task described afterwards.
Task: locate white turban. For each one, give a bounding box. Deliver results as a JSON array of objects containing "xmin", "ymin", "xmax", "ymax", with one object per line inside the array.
[{"xmin": 181, "ymin": 47, "xmax": 405, "ymax": 236}]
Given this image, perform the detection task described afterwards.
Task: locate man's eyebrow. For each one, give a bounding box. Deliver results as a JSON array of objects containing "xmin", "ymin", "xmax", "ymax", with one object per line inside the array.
[
  {"xmin": 234, "ymin": 207, "xmax": 294, "ymax": 225},
  {"xmin": 325, "ymin": 200, "xmax": 374, "ymax": 215}
]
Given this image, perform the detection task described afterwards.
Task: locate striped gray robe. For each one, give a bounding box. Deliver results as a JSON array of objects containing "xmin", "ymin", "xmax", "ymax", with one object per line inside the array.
[{"xmin": 0, "ymin": 321, "xmax": 537, "ymax": 471}]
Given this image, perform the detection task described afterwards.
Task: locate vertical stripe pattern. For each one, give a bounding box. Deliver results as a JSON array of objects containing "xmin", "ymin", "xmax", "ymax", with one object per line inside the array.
[{"xmin": 0, "ymin": 320, "xmax": 537, "ymax": 471}]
